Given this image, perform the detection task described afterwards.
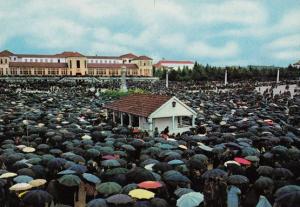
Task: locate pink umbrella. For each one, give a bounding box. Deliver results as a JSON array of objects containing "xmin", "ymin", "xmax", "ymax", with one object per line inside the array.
[{"xmin": 234, "ymin": 157, "xmax": 251, "ymax": 165}]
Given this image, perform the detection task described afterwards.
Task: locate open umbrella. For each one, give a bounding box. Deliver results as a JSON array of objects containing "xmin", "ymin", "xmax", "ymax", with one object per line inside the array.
[
  {"xmin": 126, "ymin": 167, "xmax": 156, "ymax": 183},
  {"xmin": 58, "ymin": 174, "xmax": 81, "ymax": 187},
  {"xmin": 9, "ymin": 183, "xmax": 33, "ymax": 191},
  {"xmin": 163, "ymin": 170, "xmax": 191, "ymax": 183},
  {"xmin": 256, "ymin": 166, "xmax": 274, "ymax": 176},
  {"xmin": 58, "ymin": 170, "xmax": 76, "ymax": 175},
  {"xmin": 254, "ymin": 176, "xmax": 274, "ymax": 190},
  {"xmin": 22, "ymin": 190, "xmax": 53, "ymax": 207},
  {"xmin": 202, "ymin": 169, "xmax": 228, "ymax": 179},
  {"xmin": 234, "ymin": 157, "xmax": 251, "ymax": 165},
  {"xmin": 106, "ymin": 167, "xmax": 129, "ymax": 176},
  {"xmin": 274, "ymin": 190, "xmax": 300, "ymax": 207},
  {"xmin": 13, "ymin": 175, "xmax": 33, "ymax": 183},
  {"xmin": 227, "ymin": 175, "xmax": 249, "ymax": 185},
  {"xmin": 68, "ymin": 164, "xmax": 87, "ymax": 174},
  {"xmin": 174, "ymin": 188, "xmax": 195, "ymax": 197},
  {"xmin": 106, "ymin": 194, "xmax": 134, "ymax": 205},
  {"xmin": 275, "ymin": 185, "xmax": 300, "ymax": 198},
  {"xmin": 168, "ymin": 159, "xmax": 184, "ymax": 165},
  {"xmin": 29, "ymin": 179, "xmax": 47, "ymax": 187},
  {"xmin": 82, "ymin": 173, "xmax": 101, "ymax": 184},
  {"xmin": 96, "ymin": 182, "xmax": 121, "ymax": 195},
  {"xmin": 129, "ymin": 189, "xmax": 155, "ymax": 199},
  {"xmin": 273, "ymin": 168, "xmax": 294, "ymax": 178},
  {"xmin": 138, "ymin": 181, "xmax": 162, "ymax": 189},
  {"xmin": 0, "ymin": 172, "xmax": 17, "ymax": 179},
  {"xmin": 121, "ymin": 183, "xmax": 138, "ymax": 194},
  {"xmin": 87, "ymin": 198, "xmax": 108, "ymax": 207},
  {"xmin": 101, "ymin": 159, "xmax": 120, "ymax": 167},
  {"xmin": 176, "ymin": 192, "xmax": 204, "ymax": 207}
]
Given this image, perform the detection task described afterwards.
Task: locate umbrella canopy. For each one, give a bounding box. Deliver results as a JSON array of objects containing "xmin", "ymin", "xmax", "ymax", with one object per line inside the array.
[
  {"xmin": 234, "ymin": 157, "xmax": 251, "ymax": 165},
  {"xmin": 254, "ymin": 176, "xmax": 274, "ymax": 190},
  {"xmin": 28, "ymin": 179, "xmax": 47, "ymax": 187},
  {"xmin": 273, "ymin": 168, "xmax": 294, "ymax": 178},
  {"xmin": 256, "ymin": 166, "xmax": 274, "ymax": 176},
  {"xmin": 13, "ymin": 175, "xmax": 33, "ymax": 183},
  {"xmin": 58, "ymin": 174, "xmax": 81, "ymax": 187},
  {"xmin": 101, "ymin": 159, "xmax": 121, "ymax": 167},
  {"xmin": 22, "ymin": 190, "xmax": 53, "ymax": 207},
  {"xmin": 87, "ymin": 198, "xmax": 108, "ymax": 207},
  {"xmin": 9, "ymin": 183, "xmax": 33, "ymax": 191},
  {"xmin": 176, "ymin": 192, "xmax": 204, "ymax": 207},
  {"xmin": 0, "ymin": 172, "xmax": 17, "ymax": 179},
  {"xmin": 163, "ymin": 170, "xmax": 191, "ymax": 183},
  {"xmin": 275, "ymin": 185, "xmax": 300, "ymax": 198},
  {"xmin": 106, "ymin": 194, "xmax": 134, "ymax": 205},
  {"xmin": 129, "ymin": 189, "xmax": 155, "ymax": 200},
  {"xmin": 224, "ymin": 161, "xmax": 240, "ymax": 167},
  {"xmin": 126, "ymin": 167, "xmax": 156, "ymax": 183},
  {"xmin": 174, "ymin": 188, "xmax": 195, "ymax": 197},
  {"xmin": 227, "ymin": 175, "xmax": 249, "ymax": 185},
  {"xmin": 138, "ymin": 181, "xmax": 162, "ymax": 189},
  {"xmin": 82, "ymin": 173, "xmax": 101, "ymax": 184},
  {"xmin": 96, "ymin": 182, "xmax": 121, "ymax": 195},
  {"xmin": 202, "ymin": 169, "xmax": 228, "ymax": 179},
  {"xmin": 167, "ymin": 159, "xmax": 184, "ymax": 165},
  {"xmin": 68, "ymin": 164, "xmax": 87, "ymax": 174},
  {"xmin": 58, "ymin": 170, "xmax": 76, "ymax": 175},
  {"xmin": 275, "ymin": 190, "xmax": 300, "ymax": 207}
]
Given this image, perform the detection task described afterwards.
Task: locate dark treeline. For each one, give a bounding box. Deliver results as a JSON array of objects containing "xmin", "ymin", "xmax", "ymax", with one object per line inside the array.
[{"xmin": 154, "ymin": 62, "xmax": 300, "ymax": 82}]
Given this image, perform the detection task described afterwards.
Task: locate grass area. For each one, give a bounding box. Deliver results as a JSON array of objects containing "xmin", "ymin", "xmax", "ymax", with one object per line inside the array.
[{"xmin": 100, "ymin": 88, "xmax": 148, "ymax": 99}]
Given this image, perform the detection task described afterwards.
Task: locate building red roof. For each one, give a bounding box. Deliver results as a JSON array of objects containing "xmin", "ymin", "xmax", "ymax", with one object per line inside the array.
[
  {"xmin": 87, "ymin": 56, "xmax": 120, "ymax": 59},
  {"xmin": 16, "ymin": 54, "xmax": 58, "ymax": 58},
  {"xmin": 9, "ymin": 62, "xmax": 68, "ymax": 68},
  {"xmin": 133, "ymin": 55, "xmax": 153, "ymax": 60},
  {"xmin": 0, "ymin": 50, "xmax": 14, "ymax": 57},
  {"xmin": 119, "ymin": 53, "xmax": 138, "ymax": 59},
  {"xmin": 55, "ymin": 52, "xmax": 85, "ymax": 57},
  {"xmin": 87, "ymin": 63, "xmax": 138, "ymax": 69},
  {"xmin": 154, "ymin": 60, "xmax": 194, "ymax": 67},
  {"xmin": 104, "ymin": 94, "xmax": 171, "ymax": 117}
]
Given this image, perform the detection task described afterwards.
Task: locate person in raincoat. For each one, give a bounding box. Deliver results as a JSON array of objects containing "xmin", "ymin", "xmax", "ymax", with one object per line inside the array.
[{"xmin": 227, "ymin": 185, "xmax": 241, "ymax": 207}]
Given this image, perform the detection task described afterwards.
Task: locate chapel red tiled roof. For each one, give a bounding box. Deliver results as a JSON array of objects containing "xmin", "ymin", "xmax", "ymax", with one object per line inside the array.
[
  {"xmin": 9, "ymin": 62, "xmax": 68, "ymax": 68},
  {"xmin": 119, "ymin": 53, "xmax": 138, "ymax": 59},
  {"xmin": 0, "ymin": 50, "xmax": 14, "ymax": 57},
  {"xmin": 87, "ymin": 63, "xmax": 138, "ymax": 69},
  {"xmin": 86, "ymin": 56, "xmax": 120, "ymax": 59},
  {"xmin": 133, "ymin": 55, "xmax": 153, "ymax": 60},
  {"xmin": 55, "ymin": 51, "xmax": 85, "ymax": 57},
  {"xmin": 104, "ymin": 94, "xmax": 171, "ymax": 117}
]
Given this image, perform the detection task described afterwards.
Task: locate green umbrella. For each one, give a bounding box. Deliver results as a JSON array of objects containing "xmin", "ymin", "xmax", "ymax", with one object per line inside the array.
[
  {"xmin": 101, "ymin": 160, "xmax": 120, "ymax": 167},
  {"xmin": 96, "ymin": 182, "xmax": 121, "ymax": 195},
  {"xmin": 174, "ymin": 188, "xmax": 195, "ymax": 198},
  {"xmin": 106, "ymin": 168, "xmax": 129, "ymax": 176},
  {"xmin": 58, "ymin": 174, "xmax": 81, "ymax": 187},
  {"xmin": 86, "ymin": 148, "xmax": 100, "ymax": 158},
  {"xmin": 121, "ymin": 144, "xmax": 136, "ymax": 151}
]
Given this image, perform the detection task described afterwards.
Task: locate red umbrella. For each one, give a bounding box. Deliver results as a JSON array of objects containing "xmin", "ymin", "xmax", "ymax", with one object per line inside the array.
[
  {"xmin": 102, "ymin": 155, "xmax": 117, "ymax": 160},
  {"xmin": 234, "ymin": 157, "xmax": 251, "ymax": 165},
  {"xmin": 138, "ymin": 181, "xmax": 162, "ymax": 189}
]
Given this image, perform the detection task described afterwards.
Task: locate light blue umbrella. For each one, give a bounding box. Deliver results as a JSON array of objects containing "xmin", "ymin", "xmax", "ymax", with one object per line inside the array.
[
  {"xmin": 58, "ymin": 170, "xmax": 76, "ymax": 175},
  {"xmin": 13, "ymin": 175, "xmax": 33, "ymax": 183},
  {"xmin": 168, "ymin": 160, "xmax": 184, "ymax": 165},
  {"xmin": 177, "ymin": 192, "xmax": 204, "ymax": 207}
]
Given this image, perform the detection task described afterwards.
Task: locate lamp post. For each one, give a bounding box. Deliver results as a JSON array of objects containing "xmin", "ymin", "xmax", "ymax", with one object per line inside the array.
[
  {"xmin": 224, "ymin": 69, "xmax": 228, "ymax": 86},
  {"xmin": 276, "ymin": 68, "xmax": 280, "ymax": 84},
  {"xmin": 165, "ymin": 67, "xmax": 170, "ymax": 88}
]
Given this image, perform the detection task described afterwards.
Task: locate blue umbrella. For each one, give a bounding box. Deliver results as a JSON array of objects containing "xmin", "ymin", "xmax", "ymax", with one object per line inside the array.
[
  {"xmin": 58, "ymin": 170, "xmax": 76, "ymax": 175},
  {"xmin": 83, "ymin": 173, "xmax": 101, "ymax": 184},
  {"xmin": 68, "ymin": 164, "xmax": 87, "ymax": 174},
  {"xmin": 168, "ymin": 160, "xmax": 184, "ymax": 165},
  {"xmin": 13, "ymin": 175, "xmax": 33, "ymax": 183}
]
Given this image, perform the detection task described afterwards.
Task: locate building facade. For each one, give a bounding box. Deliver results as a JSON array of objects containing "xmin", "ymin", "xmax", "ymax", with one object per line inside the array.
[
  {"xmin": 292, "ymin": 61, "xmax": 300, "ymax": 69},
  {"xmin": 0, "ymin": 50, "xmax": 153, "ymax": 77},
  {"xmin": 154, "ymin": 60, "xmax": 194, "ymax": 71}
]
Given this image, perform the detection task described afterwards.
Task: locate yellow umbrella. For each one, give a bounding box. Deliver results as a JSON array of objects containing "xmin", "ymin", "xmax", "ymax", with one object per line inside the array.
[
  {"xmin": 22, "ymin": 147, "xmax": 35, "ymax": 153},
  {"xmin": 29, "ymin": 179, "xmax": 47, "ymax": 187},
  {"xmin": 129, "ymin": 189, "xmax": 155, "ymax": 199},
  {"xmin": 0, "ymin": 172, "xmax": 17, "ymax": 179},
  {"xmin": 18, "ymin": 191, "xmax": 28, "ymax": 198},
  {"xmin": 9, "ymin": 183, "xmax": 32, "ymax": 191},
  {"xmin": 16, "ymin": 145, "xmax": 27, "ymax": 150}
]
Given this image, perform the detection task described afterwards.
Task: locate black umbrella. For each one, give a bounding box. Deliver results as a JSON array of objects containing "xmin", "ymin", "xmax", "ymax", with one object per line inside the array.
[
  {"xmin": 152, "ymin": 162, "xmax": 173, "ymax": 173},
  {"xmin": 202, "ymin": 169, "xmax": 228, "ymax": 179},
  {"xmin": 274, "ymin": 190, "xmax": 300, "ymax": 207},
  {"xmin": 275, "ymin": 185, "xmax": 300, "ymax": 198},
  {"xmin": 87, "ymin": 198, "xmax": 108, "ymax": 207},
  {"xmin": 126, "ymin": 167, "xmax": 156, "ymax": 183},
  {"xmin": 256, "ymin": 166, "xmax": 274, "ymax": 176},
  {"xmin": 150, "ymin": 198, "xmax": 169, "ymax": 207},
  {"xmin": 227, "ymin": 175, "xmax": 249, "ymax": 185},
  {"xmin": 254, "ymin": 176, "xmax": 274, "ymax": 190},
  {"xmin": 106, "ymin": 194, "xmax": 134, "ymax": 205},
  {"xmin": 273, "ymin": 168, "xmax": 294, "ymax": 178},
  {"xmin": 22, "ymin": 190, "xmax": 53, "ymax": 207}
]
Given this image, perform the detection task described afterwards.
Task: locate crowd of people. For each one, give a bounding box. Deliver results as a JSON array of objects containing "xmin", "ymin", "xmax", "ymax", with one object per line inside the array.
[{"xmin": 0, "ymin": 79, "xmax": 299, "ymax": 207}]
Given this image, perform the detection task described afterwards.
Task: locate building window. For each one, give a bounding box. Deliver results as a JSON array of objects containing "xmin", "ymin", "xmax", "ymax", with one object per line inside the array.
[
  {"xmin": 77, "ymin": 60, "xmax": 80, "ymax": 68},
  {"xmin": 0, "ymin": 59, "xmax": 2, "ymax": 64},
  {"xmin": 70, "ymin": 60, "xmax": 72, "ymax": 68},
  {"xmin": 85, "ymin": 60, "xmax": 87, "ymax": 68},
  {"xmin": 58, "ymin": 59, "xmax": 60, "ymax": 63},
  {"xmin": 35, "ymin": 59, "xmax": 38, "ymax": 62},
  {"xmin": 14, "ymin": 57, "xmax": 16, "ymax": 61},
  {"xmin": 50, "ymin": 59, "xmax": 53, "ymax": 62},
  {"xmin": 30, "ymin": 59, "xmax": 33, "ymax": 62},
  {"xmin": 25, "ymin": 59, "xmax": 27, "ymax": 62}
]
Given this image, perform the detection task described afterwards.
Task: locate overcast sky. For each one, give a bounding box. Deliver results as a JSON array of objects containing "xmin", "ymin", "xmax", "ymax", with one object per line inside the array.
[{"xmin": 0, "ymin": 0, "xmax": 299, "ymax": 66}]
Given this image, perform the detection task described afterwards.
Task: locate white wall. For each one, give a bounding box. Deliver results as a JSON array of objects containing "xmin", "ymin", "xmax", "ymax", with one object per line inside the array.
[
  {"xmin": 161, "ymin": 63, "xmax": 194, "ymax": 70},
  {"xmin": 153, "ymin": 117, "xmax": 172, "ymax": 133},
  {"xmin": 87, "ymin": 59, "xmax": 122, "ymax": 64}
]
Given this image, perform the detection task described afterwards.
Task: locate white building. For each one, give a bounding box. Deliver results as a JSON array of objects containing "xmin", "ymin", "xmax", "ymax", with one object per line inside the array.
[
  {"xmin": 154, "ymin": 60, "xmax": 194, "ymax": 71},
  {"xmin": 104, "ymin": 94, "xmax": 197, "ymax": 135},
  {"xmin": 292, "ymin": 61, "xmax": 300, "ymax": 69}
]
